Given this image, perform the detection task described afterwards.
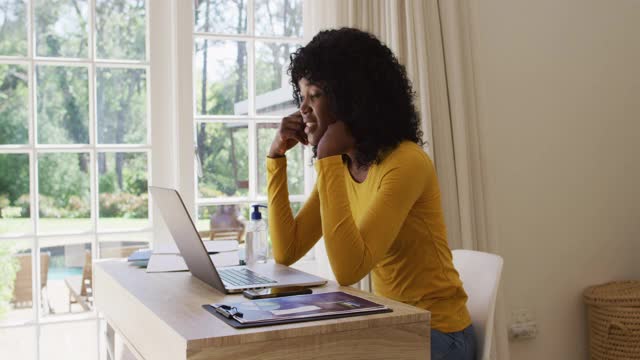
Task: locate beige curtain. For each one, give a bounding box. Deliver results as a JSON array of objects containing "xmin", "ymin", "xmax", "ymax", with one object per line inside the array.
[
  {"xmin": 303, "ymin": 1, "xmax": 509, "ymax": 358},
  {"xmin": 434, "ymin": 1, "xmax": 509, "ymax": 359}
]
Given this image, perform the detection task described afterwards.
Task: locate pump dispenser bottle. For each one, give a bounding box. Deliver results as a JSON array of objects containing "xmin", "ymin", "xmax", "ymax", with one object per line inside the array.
[{"xmin": 245, "ymin": 204, "xmax": 268, "ymax": 265}]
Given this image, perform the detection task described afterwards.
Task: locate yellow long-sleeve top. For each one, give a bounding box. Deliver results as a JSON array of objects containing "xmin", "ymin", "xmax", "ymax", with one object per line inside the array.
[{"xmin": 267, "ymin": 141, "xmax": 471, "ymax": 332}]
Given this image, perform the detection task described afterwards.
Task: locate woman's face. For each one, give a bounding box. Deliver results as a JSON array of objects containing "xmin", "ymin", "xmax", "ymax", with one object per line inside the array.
[{"xmin": 298, "ymin": 78, "xmax": 337, "ymax": 146}]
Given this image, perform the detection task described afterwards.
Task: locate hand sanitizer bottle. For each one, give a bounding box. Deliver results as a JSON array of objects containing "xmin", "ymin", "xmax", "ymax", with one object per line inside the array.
[{"xmin": 245, "ymin": 204, "xmax": 268, "ymax": 265}]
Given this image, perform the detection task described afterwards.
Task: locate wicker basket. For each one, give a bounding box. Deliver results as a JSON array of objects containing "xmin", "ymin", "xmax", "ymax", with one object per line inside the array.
[{"xmin": 584, "ymin": 281, "xmax": 640, "ymax": 360}]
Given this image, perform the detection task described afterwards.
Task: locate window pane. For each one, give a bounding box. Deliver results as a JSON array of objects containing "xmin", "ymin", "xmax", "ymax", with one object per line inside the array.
[
  {"xmin": 37, "ymin": 65, "xmax": 89, "ymax": 144},
  {"xmin": 194, "ymin": 0, "xmax": 247, "ymax": 35},
  {"xmin": 38, "ymin": 153, "xmax": 91, "ymax": 234},
  {"xmin": 0, "ymin": 326, "xmax": 36, "ymax": 359},
  {"xmin": 196, "ymin": 204, "xmax": 298, "ymax": 245},
  {"xmin": 97, "ymin": 68, "xmax": 147, "ymax": 144},
  {"xmin": 40, "ymin": 235, "xmax": 93, "ymax": 317},
  {"xmin": 98, "ymin": 152, "xmax": 149, "ymax": 231},
  {"xmin": 257, "ymin": 123, "xmax": 304, "ymax": 196},
  {"xmin": 0, "ymin": 0, "xmax": 27, "ymax": 56},
  {"xmin": 0, "ymin": 239, "xmax": 34, "ymax": 326},
  {"xmin": 255, "ymin": 42, "xmax": 299, "ymax": 116},
  {"xmin": 35, "ymin": 0, "xmax": 89, "ymax": 58},
  {"xmin": 197, "ymin": 123, "xmax": 248, "ymax": 198},
  {"xmin": 255, "ymin": 0, "xmax": 303, "ymax": 38},
  {"xmin": 96, "ymin": 0, "xmax": 146, "ymax": 60},
  {"xmin": 0, "ymin": 154, "xmax": 30, "ymax": 236},
  {"xmin": 0, "ymin": 64, "xmax": 28, "ymax": 144},
  {"xmin": 290, "ymin": 201, "xmax": 302, "ymax": 216},
  {"xmin": 198, "ymin": 204, "xmax": 248, "ymax": 242},
  {"xmin": 195, "ymin": 39, "xmax": 248, "ymax": 116},
  {"xmin": 40, "ymin": 321, "xmax": 98, "ymax": 358},
  {"xmin": 98, "ymin": 232, "xmax": 151, "ymax": 259}
]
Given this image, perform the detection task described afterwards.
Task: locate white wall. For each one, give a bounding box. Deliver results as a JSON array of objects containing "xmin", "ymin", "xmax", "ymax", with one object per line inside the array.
[{"xmin": 467, "ymin": 1, "xmax": 640, "ymax": 359}]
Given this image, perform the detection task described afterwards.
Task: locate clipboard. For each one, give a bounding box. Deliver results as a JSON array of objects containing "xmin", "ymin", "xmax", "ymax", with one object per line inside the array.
[{"xmin": 202, "ymin": 291, "xmax": 393, "ymax": 329}]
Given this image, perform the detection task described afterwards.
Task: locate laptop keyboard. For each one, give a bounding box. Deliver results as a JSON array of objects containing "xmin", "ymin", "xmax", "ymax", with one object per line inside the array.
[{"xmin": 218, "ymin": 268, "xmax": 276, "ymax": 287}]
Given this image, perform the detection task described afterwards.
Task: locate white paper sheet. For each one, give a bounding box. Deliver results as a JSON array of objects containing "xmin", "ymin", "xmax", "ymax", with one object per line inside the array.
[
  {"xmin": 146, "ymin": 251, "xmax": 240, "ymax": 273},
  {"xmin": 270, "ymin": 306, "xmax": 321, "ymax": 316},
  {"xmin": 153, "ymin": 240, "xmax": 238, "ymax": 255}
]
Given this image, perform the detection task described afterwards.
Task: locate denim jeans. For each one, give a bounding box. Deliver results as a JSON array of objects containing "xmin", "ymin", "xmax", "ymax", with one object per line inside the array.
[{"xmin": 430, "ymin": 324, "xmax": 477, "ymax": 360}]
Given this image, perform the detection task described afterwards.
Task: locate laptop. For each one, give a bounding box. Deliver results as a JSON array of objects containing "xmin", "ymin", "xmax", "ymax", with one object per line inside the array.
[{"xmin": 149, "ymin": 186, "xmax": 327, "ymax": 294}]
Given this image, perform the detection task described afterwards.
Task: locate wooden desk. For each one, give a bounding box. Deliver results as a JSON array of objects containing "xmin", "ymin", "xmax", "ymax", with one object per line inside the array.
[{"xmin": 94, "ymin": 260, "xmax": 430, "ymax": 360}]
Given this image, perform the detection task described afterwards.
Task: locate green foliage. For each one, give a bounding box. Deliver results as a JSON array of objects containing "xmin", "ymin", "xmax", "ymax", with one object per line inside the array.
[
  {"xmin": 38, "ymin": 154, "xmax": 90, "ymax": 216},
  {"xmin": 255, "ymin": 43, "xmax": 298, "ymax": 96},
  {"xmin": 96, "ymin": 0, "xmax": 146, "ymax": 60},
  {"xmin": 124, "ymin": 169, "xmax": 147, "ymax": 195},
  {"xmin": 0, "ymin": 64, "xmax": 29, "ymax": 144},
  {"xmin": 255, "ymin": 0, "xmax": 303, "ymax": 37},
  {"xmin": 206, "ymin": 80, "xmax": 235, "ymax": 115},
  {"xmin": 0, "ymin": 195, "xmax": 9, "ymax": 210},
  {"xmin": 194, "ymin": 40, "xmax": 248, "ymax": 116},
  {"xmin": 0, "ymin": 0, "xmax": 28, "ymax": 56},
  {"xmin": 66, "ymin": 196, "xmax": 91, "ymax": 218},
  {"xmin": 255, "ymin": 57, "xmax": 277, "ymax": 96},
  {"xmin": 35, "ymin": 0, "xmax": 88, "ymax": 58},
  {"xmin": 0, "ymin": 2, "xmax": 149, "ymax": 233},
  {"xmin": 2, "ymin": 207, "xmax": 21, "ymax": 218},
  {"xmin": 0, "ymin": 154, "xmax": 30, "ymax": 221},
  {"xmin": 15, "ymin": 195, "xmax": 30, "ymax": 218},
  {"xmin": 38, "ymin": 195, "xmax": 59, "ymax": 218},
  {"xmin": 0, "ymin": 0, "xmax": 306, "ymax": 235},
  {"xmin": 38, "ymin": 194, "xmax": 90, "ymax": 218},
  {"xmin": 36, "ymin": 66, "xmax": 89, "ymax": 144},
  {"xmin": 193, "ymin": 1, "xmax": 303, "ymax": 200},
  {"xmin": 97, "ymin": 68, "xmax": 147, "ymax": 144},
  {"xmin": 0, "ymin": 242, "xmax": 20, "ymax": 319},
  {"xmin": 0, "ymin": 154, "xmax": 29, "ymax": 204},
  {"xmin": 198, "ymin": 124, "xmax": 249, "ymax": 197},
  {"xmin": 99, "ymin": 173, "xmax": 117, "ymax": 194},
  {"xmin": 257, "ymin": 126, "xmax": 304, "ymax": 195},
  {"xmin": 195, "ymin": 0, "xmax": 248, "ymax": 34},
  {"xmin": 99, "ymin": 193, "xmax": 148, "ymax": 219},
  {"xmin": 97, "ymin": 153, "xmax": 147, "ymax": 218}
]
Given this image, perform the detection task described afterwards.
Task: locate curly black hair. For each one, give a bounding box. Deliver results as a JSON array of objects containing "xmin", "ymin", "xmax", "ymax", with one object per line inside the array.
[{"xmin": 288, "ymin": 27, "xmax": 423, "ymax": 167}]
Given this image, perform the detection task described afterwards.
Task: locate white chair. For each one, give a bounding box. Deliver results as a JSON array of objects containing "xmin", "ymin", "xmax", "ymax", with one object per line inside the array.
[{"xmin": 452, "ymin": 249, "xmax": 503, "ymax": 360}]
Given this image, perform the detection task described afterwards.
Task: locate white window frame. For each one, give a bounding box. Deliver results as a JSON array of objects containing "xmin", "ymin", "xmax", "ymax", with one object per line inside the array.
[
  {"xmin": 172, "ymin": 0, "xmax": 316, "ymax": 247},
  {"xmin": 0, "ymin": 1, "xmax": 172, "ymax": 359}
]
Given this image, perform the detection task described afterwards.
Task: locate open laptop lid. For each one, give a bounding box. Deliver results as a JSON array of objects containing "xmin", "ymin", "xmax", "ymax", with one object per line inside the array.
[{"xmin": 149, "ymin": 186, "xmax": 228, "ymax": 293}]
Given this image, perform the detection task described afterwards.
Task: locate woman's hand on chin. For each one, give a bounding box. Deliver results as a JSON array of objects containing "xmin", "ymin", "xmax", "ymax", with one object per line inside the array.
[{"xmin": 316, "ymin": 121, "xmax": 355, "ymax": 159}]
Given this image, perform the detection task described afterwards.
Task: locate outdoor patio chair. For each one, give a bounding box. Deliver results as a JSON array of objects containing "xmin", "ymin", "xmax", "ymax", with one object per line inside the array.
[
  {"xmin": 12, "ymin": 252, "xmax": 51, "ymax": 313},
  {"xmin": 64, "ymin": 245, "xmax": 145, "ymax": 312},
  {"xmin": 64, "ymin": 250, "xmax": 92, "ymax": 312},
  {"xmin": 206, "ymin": 204, "xmax": 245, "ymax": 242},
  {"xmin": 200, "ymin": 228, "xmax": 245, "ymax": 242}
]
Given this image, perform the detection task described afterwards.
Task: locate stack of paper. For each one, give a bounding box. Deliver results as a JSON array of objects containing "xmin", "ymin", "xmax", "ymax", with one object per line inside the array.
[{"xmin": 127, "ymin": 249, "xmax": 153, "ymax": 267}]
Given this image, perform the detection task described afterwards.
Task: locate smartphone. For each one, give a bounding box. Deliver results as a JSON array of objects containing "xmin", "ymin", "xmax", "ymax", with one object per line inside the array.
[{"xmin": 242, "ymin": 286, "xmax": 312, "ymax": 299}]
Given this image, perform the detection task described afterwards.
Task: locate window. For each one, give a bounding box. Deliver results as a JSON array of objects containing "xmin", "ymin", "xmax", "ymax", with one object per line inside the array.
[
  {"xmin": 1, "ymin": 1, "xmax": 317, "ymax": 357},
  {"xmin": 0, "ymin": 0, "xmax": 150, "ymax": 358},
  {"xmin": 188, "ymin": 0, "xmax": 312, "ymax": 247}
]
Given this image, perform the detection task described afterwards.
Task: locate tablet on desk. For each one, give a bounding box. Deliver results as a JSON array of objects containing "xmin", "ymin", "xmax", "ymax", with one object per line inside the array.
[{"xmin": 204, "ymin": 291, "xmax": 392, "ymax": 328}]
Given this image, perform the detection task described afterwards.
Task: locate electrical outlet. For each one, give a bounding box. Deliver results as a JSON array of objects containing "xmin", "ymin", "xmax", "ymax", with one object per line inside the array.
[{"xmin": 509, "ymin": 321, "xmax": 538, "ymax": 340}]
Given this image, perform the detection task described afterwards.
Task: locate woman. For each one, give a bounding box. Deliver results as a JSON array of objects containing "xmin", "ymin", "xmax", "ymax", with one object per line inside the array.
[{"xmin": 266, "ymin": 28, "xmax": 476, "ymax": 360}]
